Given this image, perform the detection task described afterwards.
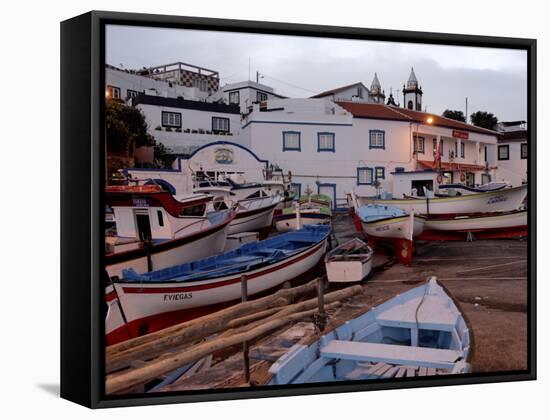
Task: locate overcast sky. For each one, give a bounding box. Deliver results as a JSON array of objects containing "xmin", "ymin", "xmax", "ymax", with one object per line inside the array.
[{"xmin": 106, "ymin": 25, "xmax": 527, "ymax": 121}]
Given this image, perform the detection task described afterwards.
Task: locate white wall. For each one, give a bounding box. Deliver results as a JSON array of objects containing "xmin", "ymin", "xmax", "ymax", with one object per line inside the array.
[
  {"xmin": 494, "ymin": 142, "xmax": 528, "ymax": 186},
  {"xmin": 127, "ymin": 141, "xmax": 269, "ymax": 193},
  {"xmin": 137, "ymin": 103, "xmax": 245, "ymax": 152},
  {"xmin": 223, "ymin": 80, "xmax": 282, "ymax": 111},
  {"xmin": 106, "ymin": 67, "xmax": 210, "ymax": 101}
]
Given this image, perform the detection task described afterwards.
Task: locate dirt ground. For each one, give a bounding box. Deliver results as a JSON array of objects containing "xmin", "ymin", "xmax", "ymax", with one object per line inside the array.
[{"xmin": 330, "ymin": 212, "xmax": 529, "ymax": 373}]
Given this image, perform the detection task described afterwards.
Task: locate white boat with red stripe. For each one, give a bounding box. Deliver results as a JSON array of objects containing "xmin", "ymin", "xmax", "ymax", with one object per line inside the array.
[
  {"xmin": 105, "ymin": 185, "xmax": 235, "ymax": 278},
  {"xmin": 105, "ymin": 225, "xmax": 330, "ymax": 345}
]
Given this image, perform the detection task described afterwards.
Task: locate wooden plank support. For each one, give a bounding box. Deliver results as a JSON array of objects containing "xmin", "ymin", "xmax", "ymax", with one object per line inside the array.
[{"xmin": 321, "ymin": 341, "xmax": 461, "ymax": 370}]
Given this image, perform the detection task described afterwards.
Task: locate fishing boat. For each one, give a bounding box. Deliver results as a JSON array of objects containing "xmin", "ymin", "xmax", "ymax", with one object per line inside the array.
[
  {"xmin": 424, "ymin": 209, "xmax": 527, "ymax": 232},
  {"xmin": 419, "ymin": 209, "xmax": 528, "ymax": 240},
  {"xmin": 274, "ymin": 194, "xmax": 332, "ymax": 233},
  {"xmin": 269, "ymin": 277, "xmax": 471, "ymax": 384},
  {"xmin": 105, "ymin": 185, "xmax": 235, "ymax": 278},
  {"xmin": 324, "ymin": 238, "xmax": 374, "ymax": 283},
  {"xmin": 351, "ymin": 184, "xmax": 527, "ymax": 215},
  {"xmin": 356, "ymin": 204, "xmax": 424, "ymax": 241},
  {"xmin": 436, "ymin": 181, "xmax": 510, "ymax": 196},
  {"xmin": 228, "ymin": 194, "xmax": 282, "ymax": 235},
  {"xmin": 105, "ymin": 224, "xmax": 331, "ymax": 344}
]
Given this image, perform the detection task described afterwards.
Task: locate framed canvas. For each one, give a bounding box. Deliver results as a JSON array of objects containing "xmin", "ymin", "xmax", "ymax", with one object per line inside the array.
[{"xmin": 60, "ymin": 10, "xmax": 536, "ymax": 408}]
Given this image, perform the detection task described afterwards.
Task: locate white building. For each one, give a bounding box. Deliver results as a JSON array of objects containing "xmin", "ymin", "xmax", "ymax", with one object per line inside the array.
[
  {"xmin": 106, "ymin": 62, "xmax": 220, "ymax": 103},
  {"xmin": 491, "ymin": 121, "xmax": 528, "ymax": 186},
  {"xmin": 239, "ymin": 98, "xmax": 498, "ymax": 207},
  {"xmin": 222, "ymin": 80, "xmax": 286, "ymax": 112},
  {"xmin": 134, "ymin": 95, "xmax": 243, "ymax": 155},
  {"xmin": 126, "ymin": 141, "xmax": 270, "ymax": 194}
]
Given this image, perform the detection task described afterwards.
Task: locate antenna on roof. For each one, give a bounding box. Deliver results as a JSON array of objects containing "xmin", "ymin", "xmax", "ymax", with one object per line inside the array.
[{"xmin": 248, "ymin": 57, "xmax": 251, "ymax": 81}]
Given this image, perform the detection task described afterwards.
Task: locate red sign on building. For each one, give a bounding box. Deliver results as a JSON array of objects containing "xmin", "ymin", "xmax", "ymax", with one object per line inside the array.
[{"xmin": 452, "ymin": 130, "xmax": 469, "ymax": 140}]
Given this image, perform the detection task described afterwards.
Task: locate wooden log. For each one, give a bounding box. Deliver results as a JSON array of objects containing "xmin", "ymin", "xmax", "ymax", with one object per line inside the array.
[
  {"xmin": 106, "ymin": 301, "xmax": 347, "ymax": 395},
  {"xmin": 226, "ymin": 307, "xmax": 282, "ymax": 329},
  {"xmin": 106, "ymin": 279, "xmax": 319, "ymax": 372},
  {"xmin": 211, "ymin": 286, "xmax": 358, "ymax": 344}
]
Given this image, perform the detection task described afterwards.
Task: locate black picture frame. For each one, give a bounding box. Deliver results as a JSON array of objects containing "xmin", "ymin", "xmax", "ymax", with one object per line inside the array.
[{"xmin": 60, "ymin": 10, "xmax": 537, "ymax": 409}]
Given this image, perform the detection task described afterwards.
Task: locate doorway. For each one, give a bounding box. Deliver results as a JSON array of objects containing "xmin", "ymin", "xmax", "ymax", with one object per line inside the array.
[
  {"xmin": 411, "ymin": 180, "xmax": 434, "ymax": 197},
  {"xmin": 135, "ymin": 212, "xmax": 152, "ymax": 242}
]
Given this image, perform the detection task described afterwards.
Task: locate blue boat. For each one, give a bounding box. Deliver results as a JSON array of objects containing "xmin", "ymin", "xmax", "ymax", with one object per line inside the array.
[
  {"xmin": 356, "ymin": 204, "xmax": 408, "ymax": 223},
  {"xmin": 106, "ymin": 225, "xmax": 330, "ymax": 344},
  {"xmin": 269, "ymin": 277, "xmax": 471, "ymax": 384}
]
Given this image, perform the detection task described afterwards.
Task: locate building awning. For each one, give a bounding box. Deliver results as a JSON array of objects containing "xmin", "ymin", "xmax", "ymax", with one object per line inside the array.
[{"xmin": 417, "ymin": 159, "xmax": 485, "ymax": 172}]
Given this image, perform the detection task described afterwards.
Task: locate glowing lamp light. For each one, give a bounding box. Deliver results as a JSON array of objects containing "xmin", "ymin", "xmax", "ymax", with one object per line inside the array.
[
  {"xmin": 426, "ymin": 117, "xmax": 434, "ymax": 124},
  {"xmin": 105, "ymin": 89, "xmax": 110, "ymax": 98}
]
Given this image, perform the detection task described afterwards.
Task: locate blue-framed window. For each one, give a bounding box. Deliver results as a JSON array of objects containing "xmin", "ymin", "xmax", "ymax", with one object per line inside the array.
[
  {"xmin": 369, "ymin": 130, "xmax": 385, "ymax": 149},
  {"xmin": 282, "ymin": 131, "xmax": 301, "ymax": 151},
  {"xmin": 317, "ymin": 132, "xmax": 335, "ymax": 152},
  {"xmin": 460, "ymin": 142, "xmax": 465, "ymax": 158},
  {"xmin": 375, "ymin": 166, "xmax": 385, "ymax": 180},
  {"xmin": 357, "ymin": 167, "xmax": 373, "ymax": 185},
  {"xmin": 290, "ymin": 183, "xmax": 301, "ymax": 198}
]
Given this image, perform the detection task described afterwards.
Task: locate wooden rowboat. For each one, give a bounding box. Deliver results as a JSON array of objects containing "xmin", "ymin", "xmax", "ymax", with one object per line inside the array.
[
  {"xmin": 269, "ymin": 277, "xmax": 471, "ymax": 384},
  {"xmin": 105, "ymin": 224, "xmax": 330, "ymax": 345},
  {"xmin": 324, "ymin": 238, "xmax": 373, "ymax": 283}
]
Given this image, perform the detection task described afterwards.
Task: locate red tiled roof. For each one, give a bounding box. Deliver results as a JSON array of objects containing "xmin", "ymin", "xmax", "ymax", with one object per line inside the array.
[
  {"xmin": 311, "ymin": 82, "xmax": 366, "ymax": 98},
  {"xmin": 336, "ymin": 101, "xmax": 498, "ymax": 136}
]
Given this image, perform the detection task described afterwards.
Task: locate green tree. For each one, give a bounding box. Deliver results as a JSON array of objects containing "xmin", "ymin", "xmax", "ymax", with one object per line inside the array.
[
  {"xmin": 470, "ymin": 111, "xmax": 498, "ymax": 130},
  {"xmin": 442, "ymin": 109, "xmax": 466, "ymax": 122},
  {"xmin": 106, "ymin": 100, "xmax": 155, "ymax": 156},
  {"xmin": 154, "ymin": 142, "xmax": 176, "ymax": 169}
]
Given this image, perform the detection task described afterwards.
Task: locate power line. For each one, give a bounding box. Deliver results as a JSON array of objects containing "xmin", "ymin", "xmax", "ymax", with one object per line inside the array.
[{"xmin": 260, "ymin": 74, "xmax": 318, "ymax": 95}]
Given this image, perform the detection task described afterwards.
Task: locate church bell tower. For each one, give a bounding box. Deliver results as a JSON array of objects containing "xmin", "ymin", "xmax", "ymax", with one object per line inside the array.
[{"xmin": 402, "ymin": 67, "xmax": 423, "ymax": 111}]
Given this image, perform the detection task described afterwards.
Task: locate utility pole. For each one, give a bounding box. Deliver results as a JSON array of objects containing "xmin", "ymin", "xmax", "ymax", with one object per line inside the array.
[{"xmin": 465, "ymin": 97, "xmax": 468, "ymax": 123}]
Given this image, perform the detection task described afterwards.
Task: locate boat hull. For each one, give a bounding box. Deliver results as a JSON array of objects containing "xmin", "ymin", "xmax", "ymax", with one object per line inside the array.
[
  {"xmin": 274, "ymin": 213, "xmax": 331, "ymax": 233},
  {"xmin": 106, "ymin": 239, "xmax": 327, "ymax": 344},
  {"xmin": 357, "ymin": 185, "xmax": 527, "ymax": 215},
  {"xmin": 269, "ymin": 278, "xmax": 471, "ymax": 384},
  {"xmin": 228, "ymin": 203, "xmax": 277, "ymax": 234},
  {"xmin": 424, "ymin": 210, "xmax": 527, "ymax": 232},
  {"xmin": 106, "ymin": 219, "xmax": 231, "ymax": 278},
  {"xmin": 361, "ymin": 215, "xmax": 424, "ymax": 240},
  {"xmin": 325, "ymin": 257, "xmax": 372, "ymax": 283}
]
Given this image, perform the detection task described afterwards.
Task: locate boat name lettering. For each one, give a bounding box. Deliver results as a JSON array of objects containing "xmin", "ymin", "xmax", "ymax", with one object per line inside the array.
[
  {"xmin": 164, "ymin": 293, "xmax": 193, "ymax": 301},
  {"xmin": 487, "ymin": 195, "xmax": 507, "ymax": 205},
  {"xmin": 132, "ymin": 198, "xmax": 149, "ymax": 207},
  {"xmin": 375, "ymin": 225, "xmax": 390, "ymax": 232}
]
